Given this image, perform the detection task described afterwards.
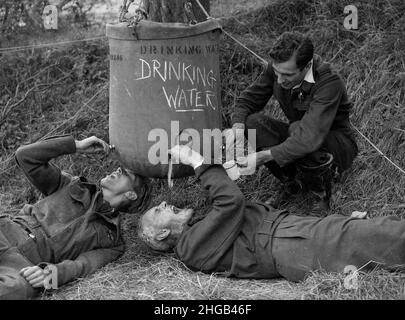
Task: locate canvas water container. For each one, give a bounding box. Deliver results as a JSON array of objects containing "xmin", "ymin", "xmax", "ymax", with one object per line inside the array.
[{"xmin": 106, "ymin": 19, "xmax": 223, "ymax": 178}]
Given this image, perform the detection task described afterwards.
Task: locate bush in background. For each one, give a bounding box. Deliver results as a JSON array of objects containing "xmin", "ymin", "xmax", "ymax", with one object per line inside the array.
[{"xmin": 0, "ymin": 0, "xmax": 100, "ymax": 41}]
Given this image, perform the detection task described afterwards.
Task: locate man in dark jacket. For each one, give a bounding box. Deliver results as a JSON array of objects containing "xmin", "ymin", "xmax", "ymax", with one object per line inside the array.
[
  {"xmin": 0, "ymin": 135, "xmax": 150, "ymax": 299},
  {"xmin": 138, "ymin": 145, "xmax": 405, "ymax": 282},
  {"xmin": 227, "ymin": 31, "xmax": 358, "ymax": 208}
]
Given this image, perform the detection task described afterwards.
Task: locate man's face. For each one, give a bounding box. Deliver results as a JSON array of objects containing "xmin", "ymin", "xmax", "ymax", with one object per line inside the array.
[
  {"xmin": 272, "ymin": 53, "xmax": 309, "ymax": 90},
  {"xmin": 101, "ymin": 167, "xmax": 136, "ymax": 207},
  {"xmin": 141, "ymin": 201, "xmax": 193, "ymax": 231}
]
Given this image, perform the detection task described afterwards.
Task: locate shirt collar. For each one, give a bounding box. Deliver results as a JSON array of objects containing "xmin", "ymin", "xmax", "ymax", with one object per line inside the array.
[{"xmin": 292, "ymin": 59, "xmax": 315, "ymax": 89}]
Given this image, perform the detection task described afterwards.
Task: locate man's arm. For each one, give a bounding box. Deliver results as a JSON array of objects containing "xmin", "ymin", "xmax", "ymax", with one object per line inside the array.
[
  {"xmin": 231, "ymin": 63, "xmax": 274, "ymax": 126},
  {"xmin": 15, "ymin": 135, "xmax": 77, "ymax": 196},
  {"xmin": 175, "ymin": 164, "xmax": 246, "ymax": 273},
  {"xmin": 15, "ymin": 135, "xmax": 110, "ymax": 196},
  {"xmin": 270, "ymin": 74, "xmax": 344, "ymax": 167},
  {"xmin": 52, "ymin": 244, "xmax": 125, "ymax": 286},
  {"xmin": 20, "ymin": 244, "xmax": 125, "ymax": 288}
]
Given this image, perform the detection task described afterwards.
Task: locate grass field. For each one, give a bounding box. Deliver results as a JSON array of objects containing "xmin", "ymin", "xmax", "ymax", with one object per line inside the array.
[{"xmin": 0, "ymin": 0, "xmax": 404, "ymax": 300}]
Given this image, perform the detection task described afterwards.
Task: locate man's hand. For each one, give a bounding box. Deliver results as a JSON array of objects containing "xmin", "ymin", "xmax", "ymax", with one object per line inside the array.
[
  {"xmin": 236, "ymin": 150, "xmax": 273, "ymax": 175},
  {"xmin": 169, "ymin": 145, "xmax": 204, "ymax": 169},
  {"xmin": 75, "ymin": 136, "xmax": 110, "ymax": 154},
  {"xmin": 19, "ymin": 266, "xmax": 51, "ymax": 288}
]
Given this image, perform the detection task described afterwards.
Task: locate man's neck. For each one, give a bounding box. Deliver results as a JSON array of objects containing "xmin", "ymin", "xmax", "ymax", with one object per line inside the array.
[{"xmin": 292, "ymin": 59, "xmax": 315, "ymax": 90}]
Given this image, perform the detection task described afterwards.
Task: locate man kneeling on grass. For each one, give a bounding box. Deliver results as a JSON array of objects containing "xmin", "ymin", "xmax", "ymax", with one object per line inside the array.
[
  {"xmin": 0, "ymin": 135, "xmax": 150, "ymax": 300},
  {"xmin": 139, "ymin": 145, "xmax": 405, "ymax": 282}
]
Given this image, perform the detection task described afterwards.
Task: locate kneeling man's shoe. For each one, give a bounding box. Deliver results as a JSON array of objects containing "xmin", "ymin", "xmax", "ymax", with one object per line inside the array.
[{"xmin": 296, "ymin": 151, "xmax": 335, "ymax": 211}]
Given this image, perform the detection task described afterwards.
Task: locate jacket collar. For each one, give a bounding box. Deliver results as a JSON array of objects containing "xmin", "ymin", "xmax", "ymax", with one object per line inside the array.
[
  {"xmin": 71, "ymin": 177, "xmax": 116, "ymax": 216},
  {"xmin": 292, "ymin": 58, "xmax": 315, "ymax": 90},
  {"xmin": 291, "ymin": 54, "xmax": 325, "ymax": 96}
]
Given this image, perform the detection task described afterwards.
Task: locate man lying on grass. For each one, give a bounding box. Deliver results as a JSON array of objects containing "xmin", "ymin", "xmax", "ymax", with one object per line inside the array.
[
  {"xmin": 0, "ymin": 135, "xmax": 150, "ymax": 300},
  {"xmin": 139, "ymin": 145, "xmax": 405, "ymax": 282}
]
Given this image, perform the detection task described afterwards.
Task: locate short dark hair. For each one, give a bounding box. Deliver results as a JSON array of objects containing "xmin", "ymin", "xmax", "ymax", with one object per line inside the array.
[
  {"xmin": 118, "ymin": 175, "xmax": 152, "ymax": 214},
  {"xmin": 269, "ymin": 31, "xmax": 314, "ymax": 70}
]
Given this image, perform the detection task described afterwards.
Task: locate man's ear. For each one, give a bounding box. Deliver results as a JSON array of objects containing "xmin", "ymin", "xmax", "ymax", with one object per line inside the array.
[
  {"xmin": 156, "ymin": 228, "xmax": 170, "ymax": 241},
  {"xmin": 124, "ymin": 191, "xmax": 138, "ymax": 201}
]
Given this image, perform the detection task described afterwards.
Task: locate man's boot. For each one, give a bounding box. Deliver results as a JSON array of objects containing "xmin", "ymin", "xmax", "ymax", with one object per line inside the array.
[
  {"xmin": 264, "ymin": 161, "xmax": 303, "ymax": 208},
  {"xmin": 296, "ymin": 151, "xmax": 336, "ymax": 211}
]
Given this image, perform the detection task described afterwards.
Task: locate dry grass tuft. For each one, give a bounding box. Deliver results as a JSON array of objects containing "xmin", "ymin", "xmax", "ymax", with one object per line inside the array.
[{"xmin": 302, "ymin": 269, "xmax": 405, "ymax": 300}]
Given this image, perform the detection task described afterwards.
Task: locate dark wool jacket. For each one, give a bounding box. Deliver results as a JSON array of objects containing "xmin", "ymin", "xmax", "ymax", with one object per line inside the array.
[
  {"xmin": 175, "ymin": 165, "xmax": 286, "ymax": 278},
  {"xmin": 232, "ymin": 55, "xmax": 355, "ymax": 167},
  {"xmin": 14, "ymin": 135, "xmax": 125, "ymax": 286}
]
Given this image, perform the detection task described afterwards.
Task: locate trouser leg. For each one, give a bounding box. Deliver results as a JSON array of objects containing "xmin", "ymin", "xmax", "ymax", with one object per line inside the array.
[
  {"xmin": 245, "ymin": 113, "xmax": 297, "ymax": 182},
  {"xmin": 272, "ymin": 214, "xmax": 405, "ymax": 282},
  {"xmin": 245, "ymin": 113, "xmax": 358, "ymax": 174},
  {"xmin": 0, "ymin": 217, "xmax": 38, "ymax": 300},
  {"xmin": 245, "ymin": 113, "xmax": 358, "ymax": 207},
  {"xmin": 321, "ymin": 130, "xmax": 358, "ymax": 173}
]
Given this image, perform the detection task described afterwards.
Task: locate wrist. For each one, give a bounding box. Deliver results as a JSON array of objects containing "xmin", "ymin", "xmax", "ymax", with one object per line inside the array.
[
  {"xmin": 233, "ymin": 122, "xmax": 245, "ymax": 130},
  {"xmin": 191, "ymin": 155, "xmax": 204, "ymax": 170},
  {"xmin": 260, "ymin": 149, "xmax": 273, "ymax": 162},
  {"xmin": 74, "ymin": 140, "xmax": 81, "ymax": 152}
]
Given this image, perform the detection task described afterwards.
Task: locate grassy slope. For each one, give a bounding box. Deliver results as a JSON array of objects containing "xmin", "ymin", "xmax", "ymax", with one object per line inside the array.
[{"xmin": 0, "ymin": 0, "xmax": 404, "ymax": 299}]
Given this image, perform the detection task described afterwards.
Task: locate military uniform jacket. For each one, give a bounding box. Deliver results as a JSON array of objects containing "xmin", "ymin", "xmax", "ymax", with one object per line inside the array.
[
  {"xmin": 175, "ymin": 165, "xmax": 286, "ymax": 278},
  {"xmin": 14, "ymin": 136, "xmax": 125, "ymax": 286}
]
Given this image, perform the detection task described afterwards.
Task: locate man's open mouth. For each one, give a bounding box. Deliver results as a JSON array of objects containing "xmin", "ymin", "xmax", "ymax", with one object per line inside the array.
[{"xmin": 171, "ymin": 205, "xmax": 181, "ymax": 214}]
